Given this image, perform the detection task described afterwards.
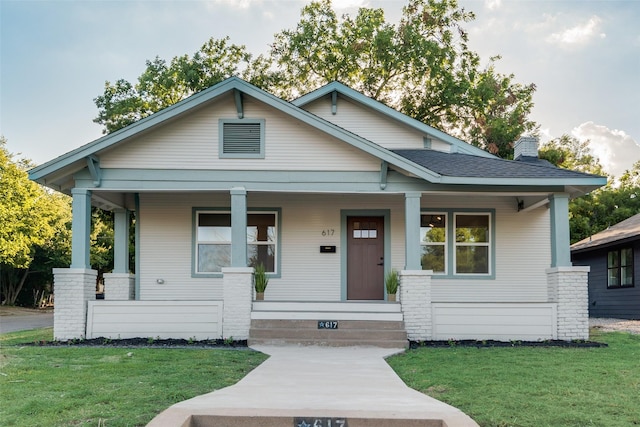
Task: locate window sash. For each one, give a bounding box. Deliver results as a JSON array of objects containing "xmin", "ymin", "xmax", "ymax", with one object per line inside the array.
[
  {"xmin": 454, "ymin": 213, "xmax": 491, "ymax": 275},
  {"xmin": 196, "ymin": 211, "xmax": 277, "ymax": 274},
  {"xmin": 420, "ymin": 213, "xmax": 447, "ymax": 274},
  {"xmin": 607, "ymin": 248, "xmax": 634, "ymax": 288}
]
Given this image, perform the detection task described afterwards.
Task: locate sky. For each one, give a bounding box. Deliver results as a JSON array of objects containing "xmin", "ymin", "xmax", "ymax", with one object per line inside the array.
[{"xmin": 1, "ymin": 0, "xmax": 639, "ymax": 180}]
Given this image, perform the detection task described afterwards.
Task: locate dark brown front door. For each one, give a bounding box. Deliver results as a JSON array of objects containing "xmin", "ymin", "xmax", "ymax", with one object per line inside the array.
[{"xmin": 347, "ymin": 216, "xmax": 384, "ymax": 300}]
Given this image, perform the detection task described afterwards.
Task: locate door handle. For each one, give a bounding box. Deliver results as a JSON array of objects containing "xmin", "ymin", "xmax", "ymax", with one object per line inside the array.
[
  {"xmin": 377, "ymin": 262, "xmax": 384, "ymax": 266},
  {"xmin": 377, "ymin": 257, "xmax": 384, "ymax": 266}
]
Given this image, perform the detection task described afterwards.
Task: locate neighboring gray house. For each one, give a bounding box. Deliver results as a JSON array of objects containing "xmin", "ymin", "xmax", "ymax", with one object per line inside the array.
[
  {"xmin": 571, "ymin": 214, "xmax": 640, "ymax": 320},
  {"xmin": 29, "ymin": 77, "xmax": 606, "ymax": 345}
]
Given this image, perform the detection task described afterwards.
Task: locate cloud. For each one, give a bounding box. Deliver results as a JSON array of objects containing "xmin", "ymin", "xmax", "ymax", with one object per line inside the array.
[
  {"xmin": 546, "ymin": 15, "xmax": 606, "ymax": 48},
  {"xmin": 484, "ymin": 0, "xmax": 501, "ymax": 10},
  {"xmin": 208, "ymin": 0, "xmax": 263, "ymax": 9},
  {"xmin": 333, "ymin": 0, "xmax": 368, "ymax": 9},
  {"xmin": 572, "ymin": 122, "xmax": 640, "ymax": 179}
]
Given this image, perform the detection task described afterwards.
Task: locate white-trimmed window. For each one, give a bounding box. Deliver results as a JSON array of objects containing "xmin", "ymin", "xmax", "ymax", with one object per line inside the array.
[
  {"xmin": 420, "ymin": 213, "xmax": 447, "ymax": 273},
  {"xmin": 195, "ymin": 211, "xmax": 277, "ymax": 273},
  {"xmin": 219, "ymin": 119, "xmax": 265, "ymax": 158},
  {"xmin": 454, "ymin": 213, "xmax": 490, "ymax": 274}
]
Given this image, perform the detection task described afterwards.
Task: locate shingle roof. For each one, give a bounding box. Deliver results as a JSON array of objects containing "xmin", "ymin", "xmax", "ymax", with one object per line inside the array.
[
  {"xmin": 571, "ymin": 214, "xmax": 640, "ymax": 252},
  {"xmin": 392, "ymin": 149, "xmax": 602, "ymax": 180}
]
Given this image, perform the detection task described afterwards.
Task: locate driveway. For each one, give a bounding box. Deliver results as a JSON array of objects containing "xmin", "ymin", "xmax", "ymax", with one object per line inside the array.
[{"xmin": 0, "ymin": 307, "xmax": 53, "ymax": 334}]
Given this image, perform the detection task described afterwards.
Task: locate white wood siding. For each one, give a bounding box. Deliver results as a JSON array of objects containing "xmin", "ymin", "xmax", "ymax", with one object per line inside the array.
[
  {"xmin": 432, "ymin": 303, "xmax": 557, "ymax": 340},
  {"xmin": 100, "ymin": 94, "xmax": 379, "ymax": 171},
  {"xmin": 424, "ymin": 195, "xmax": 551, "ymax": 303},
  {"xmin": 301, "ymin": 96, "xmax": 451, "ymax": 151},
  {"xmin": 86, "ymin": 301, "xmax": 223, "ymax": 339},
  {"xmin": 137, "ymin": 192, "xmax": 551, "ymax": 303}
]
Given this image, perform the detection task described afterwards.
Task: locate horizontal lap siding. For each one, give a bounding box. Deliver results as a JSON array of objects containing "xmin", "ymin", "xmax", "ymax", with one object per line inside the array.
[
  {"xmin": 573, "ymin": 241, "xmax": 640, "ymax": 319},
  {"xmin": 426, "ymin": 196, "xmax": 550, "ymax": 303},
  {"xmin": 86, "ymin": 301, "xmax": 223, "ymax": 339},
  {"xmin": 432, "ymin": 303, "xmax": 557, "ymax": 340},
  {"xmin": 100, "ymin": 95, "xmax": 378, "ymax": 171},
  {"xmin": 302, "ymin": 97, "xmax": 450, "ymax": 151}
]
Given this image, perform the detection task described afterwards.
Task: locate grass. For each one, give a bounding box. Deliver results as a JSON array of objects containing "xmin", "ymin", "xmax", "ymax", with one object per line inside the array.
[
  {"xmin": 0, "ymin": 328, "xmax": 268, "ymax": 426},
  {"xmin": 388, "ymin": 330, "xmax": 640, "ymax": 427},
  {"xmin": 2, "ymin": 328, "xmax": 638, "ymax": 427}
]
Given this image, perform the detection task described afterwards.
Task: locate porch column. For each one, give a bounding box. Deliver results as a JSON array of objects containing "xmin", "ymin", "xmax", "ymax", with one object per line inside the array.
[
  {"xmin": 547, "ymin": 266, "xmax": 590, "ymax": 340},
  {"xmin": 70, "ymin": 188, "xmax": 92, "ymax": 269},
  {"xmin": 404, "ymin": 192, "xmax": 422, "ymax": 270},
  {"xmin": 53, "ymin": 268, "xmax": 96, "ymax": 340},
  {"xmin": 549, "ymin": 193, "xmax": 571, "ymax": 267},
  {"xmin": 113, "ymin": 209, "xmax": 130, "ymax": 273},
  {"xmin": 400, "ymin": 270, "xmax": 432, "ymax": 341},
  {"xmin": 230, "ymin": 187, "xmax": 248, "ymax": 267},
  {"xmin": 222, "ymin": 267, "xmax": 253, "ymax": 340}
]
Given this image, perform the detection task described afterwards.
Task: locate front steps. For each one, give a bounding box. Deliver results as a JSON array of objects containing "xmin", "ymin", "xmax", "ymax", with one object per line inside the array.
[
  {"xmin": 249, "ymin": 301, "xmax": 408, "ymax": 348},
  {"xmin": 183, "ymin": 415, "xmax": 445, "ymax": 426}
]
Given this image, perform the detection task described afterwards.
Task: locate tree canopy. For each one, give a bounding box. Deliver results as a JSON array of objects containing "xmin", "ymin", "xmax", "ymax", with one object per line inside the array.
[
  {"xmin": 540, "ymin": 135, "xmax": 640, "ymax": 243},
  {"xmin": 93, "ymin": 0, "xmax": 537, "ymax": 158}
]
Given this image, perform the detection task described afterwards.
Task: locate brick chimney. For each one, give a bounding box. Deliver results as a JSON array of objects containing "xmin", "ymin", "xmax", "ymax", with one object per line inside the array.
[{"xmin": 514, "ymin": 136, "xmax": 539, "ymax": 160}]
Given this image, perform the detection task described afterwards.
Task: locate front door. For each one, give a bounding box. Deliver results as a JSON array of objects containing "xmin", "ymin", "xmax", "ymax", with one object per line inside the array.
[{"xmin": 347, "ymin": 216, "xmax": 384, "ymax": 300}]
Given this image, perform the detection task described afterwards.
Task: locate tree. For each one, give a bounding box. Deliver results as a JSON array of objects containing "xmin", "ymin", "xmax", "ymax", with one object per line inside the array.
[
  {"xmin": 94, "ymin": 37, "xmax": 252, "ymax": 134},
  {"xmin": 540, "ymin": 135, "xmax": 640, "ymax": 243},
  {"xmin": 0, "ymin": 137, "xmax": 72, "ymax": 305},
  {"xmin": 94, "ymin": 0, "xmax": 536, "ymax": 157}
]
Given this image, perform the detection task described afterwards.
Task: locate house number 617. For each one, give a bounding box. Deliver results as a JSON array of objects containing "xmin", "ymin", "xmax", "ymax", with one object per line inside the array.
[{"xmin": 321, "ymin": 229, "xmax": 335, "ymax": 236}]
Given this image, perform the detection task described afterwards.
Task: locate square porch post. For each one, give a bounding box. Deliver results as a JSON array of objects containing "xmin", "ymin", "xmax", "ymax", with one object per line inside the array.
[
  {"xmin": 404, "ymin": 192, "xmax": 422, "ymax": 270},
  {"xmin": 549, "ymin": 193, "xmax": 571, "ymax": 267},
  {"xmin": 230, "ymin": 187, "xmax": 248, "ymax": 267},
  {"xmin": 104, "ymin": 209, "xmax": 135, "ymax": 300},
  {"xmin": 70, "ymin": 188, "xmax": 92, "ymax": 269}
]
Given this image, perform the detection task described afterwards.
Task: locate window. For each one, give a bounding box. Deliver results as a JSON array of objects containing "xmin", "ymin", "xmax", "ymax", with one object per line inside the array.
[
  {"xmin": 219, "ymin": 119, "xmax": 265, "ymax": 158},
  {"xmin": 455, "ymin": 214, "xmax": 490, "ymax": 274},
  {"xmin": 195, "ymin": 210, "xmax": 277, "ymax": 274},
  {"xmin": 607, "ymin": 248, "xmax": 634, "ymax": 288},
  {"xmin": 420, "ymin": 214, "xmax": 447, "ymax": 273},
  {"xmin": 420, "ymin": 211, "xmax": 493, "ymax": 277}
]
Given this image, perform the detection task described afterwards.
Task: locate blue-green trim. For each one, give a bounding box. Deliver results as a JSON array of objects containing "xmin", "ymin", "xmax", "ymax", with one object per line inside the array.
[
  {"xmin": 86, "ymin": 155, "xmax": 101, "ymax": 187},
  {"xmin": 70, "ymin": 188, "xmax": 92, "ymax": 269},
  {"xmin": 113, "ymin": 209, "xmax": 130, "ymax": 273},
  {"xmin": 191, "ymin": 206, "xmax": 282, "ymax": 279},
  {"xmin": 72, "ymin": 168, "xmax": 574, "ymax": 195},
  {"xmin": 134, "ymin": 193, "xmax": 140, "ymax": 300},
  {"xmin": 549, "ymin": 193, "xmax": 571, "ymax": 267},
  {"xmin": 234, "ymin": 89, "xmax": 243, "ymax": 119},
  {"xmin": 230, "ymin": 188, "xmax": 248, "ymax": 267},
  {"xmin": 340, "ymin": 209, "xmax": 391, "ymax": 301},
  {"xmin": 219, "ymin": 118, "xmax": 266, "ymax": 159},
  {"xmin": 421, "ymin": 208, "xmax": 496, "ymax": 280},
  {"xmin": 405, "ymin": 192, "xmax": 422, "ymax": 270}
]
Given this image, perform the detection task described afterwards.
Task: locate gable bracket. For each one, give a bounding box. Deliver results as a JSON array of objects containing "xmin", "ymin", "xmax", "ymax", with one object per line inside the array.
[
  {"xmin": 380, "ymin": 161, "xmax": 389, "ymax": 190},
  {"xmin": 331, "ymin": 91, "xmax": 337, "ymax": 115},
  {"xmin": 86, "ymin": 155, "xmax": 102, "ymax": 187},
  {"xmin": 234, "ymin": 89, "xmax": 244, "ymax": 119}
]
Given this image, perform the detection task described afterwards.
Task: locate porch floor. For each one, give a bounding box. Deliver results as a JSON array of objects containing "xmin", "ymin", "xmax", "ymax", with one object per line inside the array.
[{"xmin": 147, "ymin": 345, "xmax": 479, "ymax": 427}]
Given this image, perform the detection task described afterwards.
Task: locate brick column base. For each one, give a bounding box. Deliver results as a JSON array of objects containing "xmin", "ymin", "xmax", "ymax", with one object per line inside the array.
[
  {"xmin": 547, "ymin": 266, "xmax": 590, "ymax": 340},
  {"xmin": 222, "ymin": 267, "xmax": 254, "ymax": 340},
  {"xmin": 103, "ymin": 273, "xmax": 135, "ymax": 300},
  {"xmin": 400, "ymin": 270, "xmax": 433, "ymax": 341},
  {"xmin": 52, "ymin": 268, "xmax": 97, "ymax": 340}
]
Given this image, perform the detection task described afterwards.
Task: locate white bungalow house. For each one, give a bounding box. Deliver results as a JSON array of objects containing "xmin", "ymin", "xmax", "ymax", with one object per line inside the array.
[{"xmin": 29, "ymin": 77, "xmax": 606, "ymax": 346}]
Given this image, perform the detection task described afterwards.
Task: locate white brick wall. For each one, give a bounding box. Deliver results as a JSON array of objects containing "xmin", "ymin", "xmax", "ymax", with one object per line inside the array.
[
  {"xmin": 547, "ymin": 266, "xmax": 590, "ymax": 340},
  {"xmin": 222, "ymin": 267, "xmax": 253, "ymax": 340},
  {"xmin": 103, "ymin": 273, "xmax": 135, "ymax": 300},
  {"xmin": 400, "ymin": 270, "xmax": 433, "ymax": 340},
  {"xmin": 53, "ymin": 268, "xmax": 97, "ymax": 340}
]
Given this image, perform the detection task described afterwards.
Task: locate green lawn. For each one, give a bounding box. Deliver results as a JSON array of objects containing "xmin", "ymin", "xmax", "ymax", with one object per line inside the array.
[
  {"xmin": 388, "ymin": 330, "xmax": 640, "ymax": 427},
  {"xmin": 0, "ymin": 328, "xmax": 267, "ymax": 426},
  {"xmin": 2, "ymin": 329, "xmax": 638, "ymax": 427}
]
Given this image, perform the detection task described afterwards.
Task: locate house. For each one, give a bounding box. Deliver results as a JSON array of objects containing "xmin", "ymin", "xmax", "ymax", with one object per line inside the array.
[
  {"xmin": 571, "ymin": 214, "xmax": 640, "ymax": 320},
  {"xmin": 29, "ymin": 77, "xmax": 606, "ymax": 345}
]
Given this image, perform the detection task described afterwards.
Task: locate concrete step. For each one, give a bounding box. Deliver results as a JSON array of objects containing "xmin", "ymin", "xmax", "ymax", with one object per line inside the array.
[
  {"xmin": 249, "ymin": 319, "xmax": 408, "ymax": 348},
  {"xmin": 184, "ymin": 415, "xmax": 445, "ymax": 427},
  {"xmin": 251, "ymin": 301, "xmax": 403, "ymax": 321}
]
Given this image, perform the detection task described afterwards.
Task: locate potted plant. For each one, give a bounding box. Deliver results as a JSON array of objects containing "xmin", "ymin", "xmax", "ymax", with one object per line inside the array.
[
  {"xmin": 254, "ymin": 263, "xmax": 269, "ymax": 300},
  {"xmin": 385, "ymin": 269, "xmax": 399, "ymax": 302}
]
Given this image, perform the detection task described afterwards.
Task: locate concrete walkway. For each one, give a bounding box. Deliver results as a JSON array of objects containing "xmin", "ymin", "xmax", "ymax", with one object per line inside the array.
[
  {"xmin": 148, "ymin": 345, "xmax": 479, "ymax": 426},
  {"xmin": 0, "ymin": 307, "xmax": 53, "ymax": 334}
]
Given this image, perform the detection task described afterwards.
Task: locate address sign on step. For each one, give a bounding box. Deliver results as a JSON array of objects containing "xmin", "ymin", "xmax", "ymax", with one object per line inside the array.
[
  {"xmin": 294, "ymin": 417, "xmax": 348, "ymax": 427},
  {"xmin": 318, "ymin": 321, "xmax": 339, "ymax": 329}
]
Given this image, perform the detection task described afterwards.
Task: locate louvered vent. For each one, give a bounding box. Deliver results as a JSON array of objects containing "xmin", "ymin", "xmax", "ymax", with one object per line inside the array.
[{"xmin": 223, "ymin": 122, "xmax": 261, "ymax": 154}]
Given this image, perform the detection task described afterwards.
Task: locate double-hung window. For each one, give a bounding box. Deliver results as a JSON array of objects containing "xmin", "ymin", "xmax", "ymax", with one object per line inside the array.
[
  {"xmin": 607, "ymin": 248, "xmax": 634, "ymax": 288},
  {"xmin": 420, "ymin": 211, "xmax": 493, "ymax": 277},
  {"xmin": 195, "ymin": 210, "xmax": 278, "ymax": 274}
]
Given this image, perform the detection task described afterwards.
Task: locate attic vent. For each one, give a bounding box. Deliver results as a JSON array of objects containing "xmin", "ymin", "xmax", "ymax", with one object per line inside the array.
[{"xmin": 220, "ymin": 119, "xmax": 265, "ymax": 158}]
